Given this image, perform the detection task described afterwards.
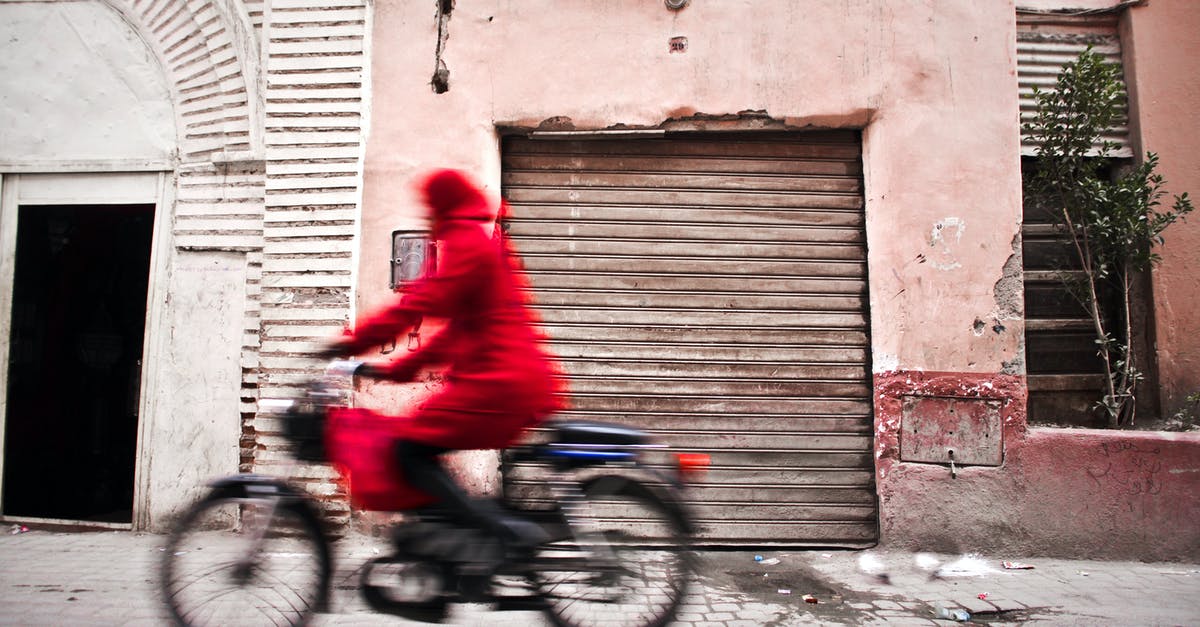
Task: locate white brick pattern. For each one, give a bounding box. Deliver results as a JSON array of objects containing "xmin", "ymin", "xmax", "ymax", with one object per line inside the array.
[
  {"xmin": 261, "ymin": 0, "xmax": 369, "ymax": 523},
  {"xmin": 102, "ymin": 0, "xmax": 368, "ymax": 525},
  {"xmin": 103, "ymin": 0, "xmax": 271, "ymax": 495}
]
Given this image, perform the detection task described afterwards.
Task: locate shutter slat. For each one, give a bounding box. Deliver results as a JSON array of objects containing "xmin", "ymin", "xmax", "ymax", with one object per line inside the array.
[
  {"xmin": 511, "ymin": 205, "xmax": 863, "ymax": 227},
  {"xmin": 504, "ymin": 154, "xmax": 863, "ymax": 176},
  {"xmin": 505, "ymin": 171, "xmax": 861, "ymax": 193}
]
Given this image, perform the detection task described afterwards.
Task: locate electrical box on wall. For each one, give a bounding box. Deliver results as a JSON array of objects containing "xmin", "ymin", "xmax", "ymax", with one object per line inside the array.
[
  {"xmin": 390, "ymin": 231, "xmax": 436, "ymax": 291},
  {"xmin": 900, "ymin": 396, "xmax": 1003, "ymax": 466}
]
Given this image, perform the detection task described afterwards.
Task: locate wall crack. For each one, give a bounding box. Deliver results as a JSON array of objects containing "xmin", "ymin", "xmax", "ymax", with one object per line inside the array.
[{"xmin": 431, "ymin": 0, "xmax": 453, "ymax": 93}]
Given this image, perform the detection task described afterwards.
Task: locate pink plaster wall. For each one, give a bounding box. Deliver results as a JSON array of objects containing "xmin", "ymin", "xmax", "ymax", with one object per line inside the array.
[
  {"xmin": 362, "ymin": 0, "xmax": 1025, "ymax": 375},
  {"xmin": 1123, "ymin": 1, "xmax": 1200, "ymax": 415},
  {"xmin": 876, "ymin": 371, "xmax": 1200, "ymax": 561},
  {"xmin": 360, "ymin": 1, "xmax": 1197, "ymax": 555},
  {"xmin": 361, "ymin": 0, "xmax": 1026, "ymax": 495}
]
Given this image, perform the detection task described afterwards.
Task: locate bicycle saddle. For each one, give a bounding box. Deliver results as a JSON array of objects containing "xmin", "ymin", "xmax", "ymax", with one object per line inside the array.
[{"xmin": 550, "ymin": 421, "xmax": 650, "ymax": 447}]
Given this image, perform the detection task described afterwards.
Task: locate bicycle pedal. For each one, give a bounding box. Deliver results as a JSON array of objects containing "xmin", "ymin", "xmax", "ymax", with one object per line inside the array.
[
  {"xmin": 379, "ymin": 599, "xmax": 448, "ymax": 624},
  {"xmin": 391, "ymin": 520, "xmax": 445, "ymax": 550},
  {"xmin": 491, "ymin": 573, "xmax": 533, "ymax": 591},
  {"xmin": 456, "ymin": 572, "xmax": 493, "ymax": 602}
]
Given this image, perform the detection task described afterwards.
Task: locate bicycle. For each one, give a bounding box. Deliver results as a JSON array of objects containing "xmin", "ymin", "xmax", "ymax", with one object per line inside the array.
[{"xmin": 160, "ymin": 360, "xmax": 705, "ymax": 626}]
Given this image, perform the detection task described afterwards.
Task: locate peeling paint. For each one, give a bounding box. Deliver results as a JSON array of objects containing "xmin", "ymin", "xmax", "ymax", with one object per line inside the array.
[
  {"xmin": 661, "ymin": 109, "xmax": 789, "ymax": 132},
  {"xmin": 519, "ymin": 109, "xmax": 842, "ymax": 137},
  {"xmin": 534, "ymin": 116, "xmax": 573, "ymax": 130},
  {"xmin": 992, "ymin": 234, "xmax": 1024, "ymax": 320},
  {"xmin": 872, "ymin": 370, "xmax": 1027, "ymax": 477},
  {"xmin": 996, "ymin": 233, "xmax": 1026, "ymax": 375},
  {"xmin": 431, "ymin": 0, "xmax": 453, "ymax": 93},
  {"xmin": 873, "ymin": 351, "xmax": 899, "ymax": 372},
  {"xmin": 928, "ymin": 217, "xmax": 965, "ymax": 270}
]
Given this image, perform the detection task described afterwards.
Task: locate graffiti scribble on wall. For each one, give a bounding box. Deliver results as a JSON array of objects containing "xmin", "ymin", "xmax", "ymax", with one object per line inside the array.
[{"xmin": 1088, "ymin": 442, "xmax": 1164, "ymax": 497}]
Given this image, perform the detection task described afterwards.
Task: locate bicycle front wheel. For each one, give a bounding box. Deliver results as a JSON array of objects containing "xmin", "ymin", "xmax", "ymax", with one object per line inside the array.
[
  {"xmin": 536, "ymin": 476, "xmax": 694, "ymax": 627},
  {"xmin": 161, "ymin": 490, "xmax": 331, "ymax": 626}
]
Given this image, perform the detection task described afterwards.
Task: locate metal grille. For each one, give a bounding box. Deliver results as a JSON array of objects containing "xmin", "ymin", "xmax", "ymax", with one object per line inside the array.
[{"xmin": 500, "ymin": 132, "xmax": 876, "ymax": 545}]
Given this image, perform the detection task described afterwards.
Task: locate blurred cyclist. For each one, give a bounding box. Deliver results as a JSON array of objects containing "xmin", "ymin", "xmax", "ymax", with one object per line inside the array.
[{"xmin": 322, "ymin": 168, "xmax": 562, "ymax": 552}]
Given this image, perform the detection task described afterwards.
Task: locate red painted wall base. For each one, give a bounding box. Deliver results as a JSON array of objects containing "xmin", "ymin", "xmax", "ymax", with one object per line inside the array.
[{"xmin": 874, "ymin": 370, "xmax": 1200, "ymax": 561}]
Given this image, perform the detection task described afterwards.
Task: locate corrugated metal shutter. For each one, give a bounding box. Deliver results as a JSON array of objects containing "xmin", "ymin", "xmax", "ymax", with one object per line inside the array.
[
  {"xmin": 500, "ymin": 132, "xmax": 876, "ymax": 545},
  {"xmin": 1018, "ymin": 15, "xmax": 1131, "ymax": 157}
]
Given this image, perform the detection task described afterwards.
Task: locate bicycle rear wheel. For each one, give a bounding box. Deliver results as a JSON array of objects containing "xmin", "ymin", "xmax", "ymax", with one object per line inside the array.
[
  {"xmin": 536, "ymin": 477, "xmax": 693, "ymax": 627},
  {"xmin": 161, "ymin": 490, "xmax": 331, "ymax": 626}
]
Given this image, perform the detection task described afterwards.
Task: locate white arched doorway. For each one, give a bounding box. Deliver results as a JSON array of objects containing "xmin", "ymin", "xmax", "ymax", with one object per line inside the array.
[{"xmin": 0, "ymin": 0, "xmax": 261, "ymax": 529}]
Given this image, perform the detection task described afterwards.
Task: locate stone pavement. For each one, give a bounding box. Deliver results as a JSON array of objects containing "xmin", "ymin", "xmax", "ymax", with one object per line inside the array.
[{"xmin": 0, "ymin": 526, "xmax": 1198, "ymax": 626}]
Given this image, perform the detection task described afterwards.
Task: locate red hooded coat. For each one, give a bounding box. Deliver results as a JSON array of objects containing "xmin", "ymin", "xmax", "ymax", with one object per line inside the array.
[{"xmin": 334, "ymin": 169, "xmax": 563, "ymax": 452}]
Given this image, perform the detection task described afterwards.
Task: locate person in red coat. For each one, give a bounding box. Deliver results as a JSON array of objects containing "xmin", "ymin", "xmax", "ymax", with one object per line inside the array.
[{"xmin": 325, "ymin": 168, "xmax": 562, "ymax": 548}]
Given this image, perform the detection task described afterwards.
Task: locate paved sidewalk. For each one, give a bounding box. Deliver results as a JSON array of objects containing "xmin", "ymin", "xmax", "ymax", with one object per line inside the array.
[{"xmin": 0, "ymin": 527, "xmax": 1197, "ymax": 625}]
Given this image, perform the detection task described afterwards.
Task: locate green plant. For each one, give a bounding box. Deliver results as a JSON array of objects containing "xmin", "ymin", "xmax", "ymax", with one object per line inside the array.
[
  {"xmin": 1024, "ymin": 48, "xmax": 1194, "ymax": 428},
  {"xmin": 1168, "ymin": 392, "xmax": 1200, "ymax": 431}
]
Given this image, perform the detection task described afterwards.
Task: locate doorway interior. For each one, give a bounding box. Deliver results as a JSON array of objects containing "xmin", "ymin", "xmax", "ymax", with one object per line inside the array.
[{"xmin": 2, "ymin": 203, "xmax": 154, "ymax": 523}]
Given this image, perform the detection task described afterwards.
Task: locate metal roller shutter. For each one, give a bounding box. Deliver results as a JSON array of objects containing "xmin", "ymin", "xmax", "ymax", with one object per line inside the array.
[
  {"xmin": 1017, "ymin": 14, "xmax": 1131, "ymax": 157},
  {"xmin": 500, "ymin": 131, "xmax": 876, "ymax": 545}
]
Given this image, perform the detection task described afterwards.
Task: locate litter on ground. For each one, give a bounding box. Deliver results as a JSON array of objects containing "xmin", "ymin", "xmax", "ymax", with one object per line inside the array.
[{"xmin": 937, "ymin": 554, "xmax": 997, "ymax": 577}]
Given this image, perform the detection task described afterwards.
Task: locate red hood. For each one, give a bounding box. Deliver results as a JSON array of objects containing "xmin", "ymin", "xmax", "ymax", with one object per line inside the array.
[{"xmin": 419, "ymin": 169, "xmax": 493, "ymax": 226}]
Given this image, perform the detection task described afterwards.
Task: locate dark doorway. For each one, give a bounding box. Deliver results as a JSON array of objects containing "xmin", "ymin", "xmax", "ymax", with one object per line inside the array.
[{"xmin": 3, "ymin": 204, "xmax": 154, "ymax": 523}]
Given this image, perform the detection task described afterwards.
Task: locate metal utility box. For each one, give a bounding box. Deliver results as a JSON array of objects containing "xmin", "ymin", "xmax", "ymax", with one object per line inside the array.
[{"xmin": 900, "ymin": 396, "xmax": 1003, "ymax": 466}]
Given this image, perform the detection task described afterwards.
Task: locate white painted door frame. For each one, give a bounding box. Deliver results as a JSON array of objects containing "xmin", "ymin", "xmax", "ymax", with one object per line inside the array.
[{"xmin": 0, "ymin": 171, "xmax": 172, "ymax": 529}]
